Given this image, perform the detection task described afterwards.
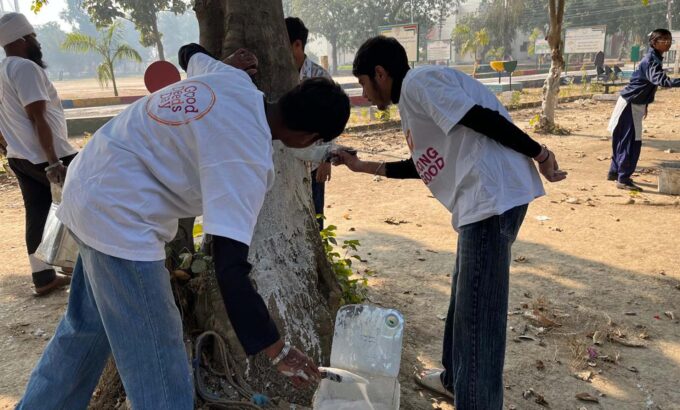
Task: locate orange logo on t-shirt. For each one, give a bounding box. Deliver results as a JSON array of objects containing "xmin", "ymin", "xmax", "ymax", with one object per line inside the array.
[{"xmin": 146, "ymin": 80, "xmax": 216, "ymax": 126}]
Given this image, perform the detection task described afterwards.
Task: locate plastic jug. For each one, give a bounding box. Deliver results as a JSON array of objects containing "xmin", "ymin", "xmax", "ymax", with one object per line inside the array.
[{"xmin": 313, "ymin": 304, "xmax": 404, "ymax": 410}]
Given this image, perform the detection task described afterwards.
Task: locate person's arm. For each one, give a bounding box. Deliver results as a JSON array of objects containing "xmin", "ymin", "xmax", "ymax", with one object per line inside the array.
[
  {"xmin": 646, "ymin": 61, "xmax": 680, "ymax": 87},
  {"xmin": 25, "ymin": 101, "xmax": 66, "ymax": 184},
  {"xmin": 178, "ymin": 43, "xmax": 216, "ymax": 72},
  {"xmin": 459, "ymin": 105, "xmax": 543, "ymax": 158},
  {"xmin": 179, "ymin": 43, "xmax": 258, "ymax": 77},
  {"xmin": 212, "ymin": 235, "xmax": 319, "ymax": 387},
  {"xmin": 385, "ymin": 158, "xmax": 420, "ymax": 179}
]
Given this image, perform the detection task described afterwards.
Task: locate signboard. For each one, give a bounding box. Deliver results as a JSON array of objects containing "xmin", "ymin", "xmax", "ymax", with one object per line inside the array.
[
  {"xmin": 672, "ymin": 31, "xmax": 680, "ymax": 52},
  {"xmin": 534, "ymin": 39, "xmax": 551, "ymax": 55},
  {"xmin": 630, "ymin": 45, "xmax": 641, "ymax": 62},
  {"xmin": 564, "ymin": 26, "xmax": 607, "ymax": 54},
  {"xmin": 427, "ymin": 40, "xmax": 451, "ymax": 61},
  {"xmin": 379, "ymin": 23, "xmax": 419, "ymax": 62}
]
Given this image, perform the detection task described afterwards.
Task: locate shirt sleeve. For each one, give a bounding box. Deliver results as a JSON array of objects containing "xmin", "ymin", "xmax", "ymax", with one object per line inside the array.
[
  {"xmin": 459, "ymin": 105, "xmax": 542, "ymax": 158},
  {"xmin": 12, "ymin": 61, "xmax": 49, "ymax": 107},
  {"xmin": 187, "ymin": 50, "xmax": 231, "ymax": 78},
  {"xmin": 212, "ymin": 235, "xmax": 280, "ymax": 355},
  {"xmin": 404, "ymin": 72, "xmax": 476, "ymax": 136},
  {"xmin": 385, "ymin": 158, "xmax": 420, "ymax": 179},
  {"xmin": 199, "ymin": 159, "xmax": 270, "ymax": 246},
  {"xmin": 646, "ymin": 60, "xmax": 680, "ymax": 87},
  {"xmin": 178, "ymin": 43, "xmax": 216, "ymax": 72}
]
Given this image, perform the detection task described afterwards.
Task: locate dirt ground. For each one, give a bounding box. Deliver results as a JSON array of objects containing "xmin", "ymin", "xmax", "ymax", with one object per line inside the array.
[{"xmin": 1, "ymin": 91, "xmax": 679, "ymax": 409}]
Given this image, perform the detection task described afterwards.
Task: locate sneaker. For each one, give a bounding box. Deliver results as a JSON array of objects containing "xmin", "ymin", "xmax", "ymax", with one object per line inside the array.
[
  {"xmin": 617, "ymin": 179, "xmax": 643, "ymax": 192},
  {"xmin": 607, "ymin": 172, "xmax": 617, "ymax": 181},
  {"xmin": 414, "ymin": 369, "xmax": 454, "ymax": 400},
  {"xmin": 34, "ymin": 273, "xmax": 71, "ymax": 296}
]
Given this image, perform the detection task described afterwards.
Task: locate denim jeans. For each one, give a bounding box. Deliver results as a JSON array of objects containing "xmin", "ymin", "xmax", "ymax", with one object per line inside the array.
[
  {"xmin": 440, "ymin": 204, "xmax": 528, "ymax": 410},
  {"xmin": 17, "ymin": 238, "xmax": 193, "ymax": 410}
]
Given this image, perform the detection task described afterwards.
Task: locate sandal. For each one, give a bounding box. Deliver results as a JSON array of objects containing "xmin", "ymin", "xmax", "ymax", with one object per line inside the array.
[{"xmin": 414, "ymin": 369, "xmax": 454, "ymax": 400}]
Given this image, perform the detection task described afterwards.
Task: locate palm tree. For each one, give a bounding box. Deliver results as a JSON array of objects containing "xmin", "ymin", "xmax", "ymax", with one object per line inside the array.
[
  {"xmin": 452, "ymin": 24, "xmax": 490, "ymax": 77},
  {"xmin": 62, "ymin": 21, "xmax": 142, "ymax": 97}
]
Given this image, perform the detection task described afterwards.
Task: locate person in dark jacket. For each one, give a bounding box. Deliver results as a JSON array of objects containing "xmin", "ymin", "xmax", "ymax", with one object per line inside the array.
[{"xmin": 607, "ymin": 29, "xmax": 680, "ymax": 191}]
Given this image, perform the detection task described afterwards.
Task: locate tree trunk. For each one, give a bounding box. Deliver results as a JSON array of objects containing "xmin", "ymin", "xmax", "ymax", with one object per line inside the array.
[
  {"xmin": 93, "ymin": 0, "xmax": 341, "ymax": 406},
  {"xmin": 151, "ymin": 16, "xmax": 166, "ymax": 61},
  {"xmin": 537, "ymin": 0, "xmax": 565, "ymax": 133},
  {"xmin": 195, "ymin": 0, "xmax": 341, "ymax": 399},
  {"xmin": 330, "ymin": 35, "xmax": 339, "ymax": 75},
  {"xmin": 109, "ymin": 62, "xmax": 119, "ymax": 97}
]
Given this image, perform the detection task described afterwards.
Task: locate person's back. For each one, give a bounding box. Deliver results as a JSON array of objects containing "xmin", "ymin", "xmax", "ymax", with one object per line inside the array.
[
  {"xmin": 59, "ymin": 54, "xmax": 274, "ymax": 261},
  {"xmin": 398, "ymin": 65, "xmax": 544, "ymax": 227}
]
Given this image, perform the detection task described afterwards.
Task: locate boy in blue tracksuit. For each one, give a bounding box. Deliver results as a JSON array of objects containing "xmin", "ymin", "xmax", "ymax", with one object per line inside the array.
[{"xmin": 607, "ymin": 29, "xmax": 680, "ymax": 191}]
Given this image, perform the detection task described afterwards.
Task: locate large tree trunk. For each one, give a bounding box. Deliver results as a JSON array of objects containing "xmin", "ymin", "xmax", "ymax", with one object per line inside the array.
[
  {"xmin": 91, "ymin": 0, "xmax": 341, "ymax": 407},
  {"xmin": 537, "ymin": 0, "xmax": 565, "ymax": 133},
  {"xmin": 193, "ymin": 1, "xmax": 341, "ymax": 399},
  {"xmin": 151, "ymin": 17, "xmax": 166, "ymax": 61}
]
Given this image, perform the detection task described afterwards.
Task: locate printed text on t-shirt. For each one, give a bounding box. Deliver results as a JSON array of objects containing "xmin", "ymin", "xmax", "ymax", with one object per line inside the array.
[
  {"xmin": 146, "ymin": 80, "xmax": 216, "ymax": 126},
  {"xmin": 415, "ymin": 147, "xmax": 446, "ymax": 185}
]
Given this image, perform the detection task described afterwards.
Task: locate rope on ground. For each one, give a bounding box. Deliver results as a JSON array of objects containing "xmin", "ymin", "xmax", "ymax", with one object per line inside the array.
[{"xmin": 194, "ymin": 330, "xmax": 271, "ymax": 409}]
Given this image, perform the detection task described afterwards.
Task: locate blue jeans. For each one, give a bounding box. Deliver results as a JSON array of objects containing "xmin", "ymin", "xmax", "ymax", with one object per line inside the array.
[
  {"xmin": 17, "ymin": 239, "xmax": 193, "ymax": 410},
  {"xmin": 440, "ymin": 204, "xmax": 528, "ymax": 410}
]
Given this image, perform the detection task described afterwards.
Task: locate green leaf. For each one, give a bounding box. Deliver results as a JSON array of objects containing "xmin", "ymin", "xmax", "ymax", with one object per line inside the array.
[
  {"xmin": 178, "ymin": 252, "xmax": 193, "ymax": 270},
  {"xmin": 191, "ymin": 259, "xmax": 208, "ymax": 274},
  {"xmin": 328, "ymin": 237, "xmax": 337, "ymax": 245}
]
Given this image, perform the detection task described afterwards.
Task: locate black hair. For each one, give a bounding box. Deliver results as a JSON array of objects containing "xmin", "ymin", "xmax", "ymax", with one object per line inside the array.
[
  {"xmin": 649, "ymin": 28, "xmax": 672, "ymax": 47},
  {"xmin": 353, "ymin": 36, "xmax": 411, "ymax": 103},
  {"xmin": 278, "ymin": 77, "xmax": 350, "ymax": 142},
  {"xmin": 285, "ymin": 17, "xmax": 309, "ymax": 48}
]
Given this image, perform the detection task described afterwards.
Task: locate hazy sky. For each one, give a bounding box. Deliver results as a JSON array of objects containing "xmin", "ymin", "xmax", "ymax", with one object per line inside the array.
[{"xmin": 13, "ymin": 0, "xmax": 70, "ymax": 30}]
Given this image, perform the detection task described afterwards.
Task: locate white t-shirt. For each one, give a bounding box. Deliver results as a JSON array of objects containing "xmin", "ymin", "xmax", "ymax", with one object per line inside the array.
[
  {"xmin": 0, "ymin": 57, "xmax": 77, "ymax": 164},
  {"xmin": 398, "ymin": 66, "xmax": 544, "ymax": 230},
  {"xmin": 57, "ymin": 53, "xmax": 274, "ymax": 261}
]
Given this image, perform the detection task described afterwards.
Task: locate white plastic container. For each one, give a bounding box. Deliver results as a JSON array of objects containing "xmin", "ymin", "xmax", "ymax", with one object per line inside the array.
[
  {"xmin": 658, "ymin": 162, "xmax": 680, "ymax": 195},
  {"xmin": 313, "ymin": 304, "xmax": 404, "ymax": 410}
]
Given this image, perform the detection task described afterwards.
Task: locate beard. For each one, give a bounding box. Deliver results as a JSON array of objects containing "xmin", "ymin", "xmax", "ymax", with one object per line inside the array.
[{"xmin": 27, "ymin": 45, "xmax": 46, "ymax": 69}]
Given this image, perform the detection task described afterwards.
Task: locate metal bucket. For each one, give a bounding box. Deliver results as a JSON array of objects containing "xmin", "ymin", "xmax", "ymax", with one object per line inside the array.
[{"xmin": 658, "ymin": 162, "xmax": 680, "ymax": 195}]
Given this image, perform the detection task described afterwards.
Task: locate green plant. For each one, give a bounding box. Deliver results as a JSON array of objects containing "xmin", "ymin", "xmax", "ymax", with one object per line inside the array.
[
  {"xmin": 375, "ymin": 109, "xmax": 391, "ymax": 122},
  {"xmin": 529, "ymin": 114, "xmax": 541, "ymax": 128},
  {"xmin": 510, "ymin": 90, "xmax": 522, "ymax": 109},
  {"xmin": 487, "ymin": 46, "xmax": 506, "ymax": 61},
  {"xmin": 320, "ymin": 224, "xmax": 369, "ymax": 304}
]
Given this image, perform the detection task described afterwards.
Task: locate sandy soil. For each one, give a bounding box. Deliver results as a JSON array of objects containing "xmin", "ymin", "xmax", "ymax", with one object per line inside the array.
[{"xmin": 1, "ymin": 92, "xmax": 679, "ymax": 409}]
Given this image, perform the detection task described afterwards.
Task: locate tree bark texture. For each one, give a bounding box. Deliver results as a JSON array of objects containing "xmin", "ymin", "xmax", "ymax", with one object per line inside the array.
[
  {"xmin": 539, "ymin": 0, "xmax": 565, "ymax": 131},
  {"xmin": 192, "ymin": 0, "xmax": 341, "ymax": 401}
]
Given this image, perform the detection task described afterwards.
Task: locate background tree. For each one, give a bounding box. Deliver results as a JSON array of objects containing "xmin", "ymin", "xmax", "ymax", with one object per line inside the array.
[
  {"xmin": 452, "ymin": 24, "xmax": 490, "ymax": 75},
  {"xmin": 62, "ymin": 21, "xmax": 142, "ymax": 96},
  {"xmin": 290, "ymin": 0, "xmax": 357, "ymax": 74},
  {"xmin": 536, "ymin": 0, "xmax": 566, "ymax": 133},
  {"xmin": 82, "ymin": 0, "xmax": 188, "ymax": 61}
]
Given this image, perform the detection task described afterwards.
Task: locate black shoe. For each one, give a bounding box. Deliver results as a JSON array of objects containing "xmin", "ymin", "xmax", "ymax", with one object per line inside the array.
[
  {"xmin": 617, "ymin": 179, "xmax": 643, "ymax": 192},
  {"xmin": 607, "ymin": 172, "xmax": 617, "ymax": 181}
]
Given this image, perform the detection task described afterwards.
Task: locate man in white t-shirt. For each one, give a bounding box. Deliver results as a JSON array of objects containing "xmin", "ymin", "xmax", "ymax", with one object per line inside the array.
[
  {"xmin": 335, "ymin": 36, "xmax": 567, "ymax": 409},
  {"xmin": 17, "ymin": 45, "xmax": 350, "ymax": 409},
  {"xmin": 0, "ymin": 13, "xmax": 77, "ymax": 295}
]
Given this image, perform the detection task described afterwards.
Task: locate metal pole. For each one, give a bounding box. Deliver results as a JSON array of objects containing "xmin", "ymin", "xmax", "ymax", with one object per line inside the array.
[{"xmin": 411, "ymin": 0, "xmax": 414, "ymax": 23}]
